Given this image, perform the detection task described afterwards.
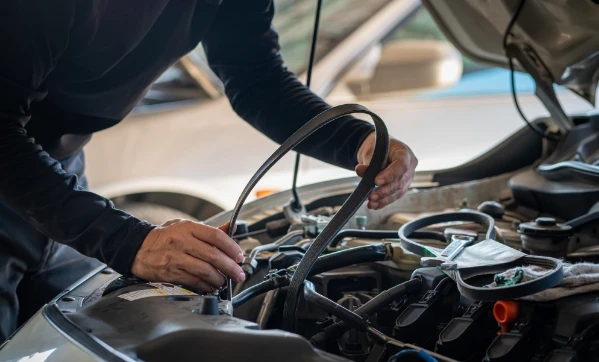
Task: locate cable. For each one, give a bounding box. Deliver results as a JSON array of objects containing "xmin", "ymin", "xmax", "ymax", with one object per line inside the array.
[
  {"xmin": 503, "ymin": 0, "xmax": 558, "ymax": 141},
  {"xmin": 290, "ymin": 0, "xmax": 323, "ymax": 211}
]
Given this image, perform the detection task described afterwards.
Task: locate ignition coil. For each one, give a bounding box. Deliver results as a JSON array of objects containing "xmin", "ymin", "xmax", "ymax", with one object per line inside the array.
[
  {"xmin": 393, "ymin": 277, "xmax": 458, "ymax": 347},
  {"xmin": 436, "ymin": 301, "xmax": 497, "ymax": 361},
  {"xmin": 484, "ymin": 302, "xmax": 557, "ymax": 362}
]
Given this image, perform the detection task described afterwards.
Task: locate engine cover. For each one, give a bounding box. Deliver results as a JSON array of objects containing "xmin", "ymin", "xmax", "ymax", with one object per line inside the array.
[{"xmin": 67, "ymin": 283, "xmax": 349, "ymax": 362}]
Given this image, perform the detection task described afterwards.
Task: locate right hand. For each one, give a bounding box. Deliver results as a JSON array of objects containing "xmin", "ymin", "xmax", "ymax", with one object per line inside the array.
[{"xmin": 131, "ymin": 219, "xmax": 245, "ymax": 292}]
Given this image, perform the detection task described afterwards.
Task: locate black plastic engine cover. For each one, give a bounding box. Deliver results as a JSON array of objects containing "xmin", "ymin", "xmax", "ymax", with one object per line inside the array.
[
  {"xmin": 509, "ymin": 120, "xmax": 599, "ymax": 221},
  {"xmin": 66, "ymin": 284, "xmax": 349, "ymax": 362}
]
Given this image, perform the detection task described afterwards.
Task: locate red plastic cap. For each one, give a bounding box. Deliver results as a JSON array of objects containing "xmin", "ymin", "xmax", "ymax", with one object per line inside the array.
[{"xmin": 493, "ymin": 300, "xmax": 519, "ymax": 333}]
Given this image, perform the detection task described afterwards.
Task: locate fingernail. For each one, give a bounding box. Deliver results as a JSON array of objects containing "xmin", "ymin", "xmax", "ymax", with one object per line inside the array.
[
  {"xmin": 236, "ymin": 253, "xmax": 244, "ymax": 263},
  {"xmin": 375, "ymin": 178, "xmax": 385, "ymax": 185},
  {"xmin": 370, "ymin": 194, "xmax": 379, "ymax": 201},
  {"xmin": 237, "ymin": 272, "xmax": 246, "ymax": 283},
  {"xmin": 371, "ymin": 202, "xmax": 379, "ymax": 209}
]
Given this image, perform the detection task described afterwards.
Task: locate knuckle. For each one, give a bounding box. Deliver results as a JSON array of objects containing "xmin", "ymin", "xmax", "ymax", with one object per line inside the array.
[
  {"xmin": 205, "ymin": 246, "xmax": 220, "ymax": 264},
  {"xmin": 196, "ymin": 264, "xmax": 210, "ymax": 278},
  {"xmin": 160, "ymin": 252, "xmax": 174, "ymax": 270},
  {"xmin": 165, "ymin": 236, "xmax": 180, "ymax": 248},
  {"xmin": 379, "ymin": 187, "xmax": 391, "ymax": 198},
  {"xmin": 214, "ymin": 228, "xmax": 227, "ymax": 241}
]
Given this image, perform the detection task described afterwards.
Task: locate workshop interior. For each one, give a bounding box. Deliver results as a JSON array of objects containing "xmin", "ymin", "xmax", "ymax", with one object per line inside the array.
[{"xmin": 3, "ymin": 0, "xmax": 599, "ymax": 362}]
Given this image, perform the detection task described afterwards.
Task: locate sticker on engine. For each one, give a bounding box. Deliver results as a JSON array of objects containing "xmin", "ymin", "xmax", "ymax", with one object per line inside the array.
[{"xmin": 118, "ymin": 283, "xmax": 197, "ymax": 301}]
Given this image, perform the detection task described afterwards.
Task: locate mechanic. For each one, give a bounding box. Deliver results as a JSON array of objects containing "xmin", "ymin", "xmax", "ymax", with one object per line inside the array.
[{"xmin": 0, "ymin": 1, "xmax": 417, "ymax": 341}]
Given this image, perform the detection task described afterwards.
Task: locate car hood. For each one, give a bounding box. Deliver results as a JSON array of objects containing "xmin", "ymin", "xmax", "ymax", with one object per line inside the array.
[{"xmin": 422, "ymin": 0, "xmax": 599, "ymax": 105}]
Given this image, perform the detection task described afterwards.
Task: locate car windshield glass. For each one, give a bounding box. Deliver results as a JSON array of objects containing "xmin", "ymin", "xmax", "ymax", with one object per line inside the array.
[{"xmin": 273, "ymin": 0, "xmax": 391, "ymax": 75}]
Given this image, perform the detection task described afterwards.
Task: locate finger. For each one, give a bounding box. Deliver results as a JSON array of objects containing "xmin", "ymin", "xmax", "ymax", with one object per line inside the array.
[
  {"xmin": 375, "ymin": 192, "xmax": 402, "ymax": 210},
  {"xmin": 355, "ymin": 164, "xmax": 368, "ymax": 178},
  {"xmin": 176, "ymin": 253, "xmax": 227, "ymax": 288},
  {"xmin": 370, "ymin": 170, "xmax": 412, "ymax": 202},
  {"xmin": 185, "ymin": 241, "xmax": 244, "ymax": 281},
  {"xmin": 218, "ymin": 222, "xmax": 237, "ymax": 236},
  {"xmin": 374, "ymin": 176, "xmax": 413, "ymax": 209},
  {"xmin": 375, "ymin": 158, "xmax": 409, "ymax": 187},
  {"xmin": 186, "ymin": 222, "xmax": 243, "ymax": 263},
  {"xmin": 368, "ymin": 171, "xmax": 413, "ymax": 210},
  {"xmin": 168, "ymin": 269, "xmax": 213, "ymax": 293}
]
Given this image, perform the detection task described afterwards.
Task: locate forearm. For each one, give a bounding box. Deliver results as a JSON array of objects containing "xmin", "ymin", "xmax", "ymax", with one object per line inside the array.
[
  {"xmin": 223, "ymin": 63, "xmax": 375, "ymax": 170},
  {"xmin": 202, "ymin": 0, "xmax": 374, "ymax": 170},
  {"xmin": 0, "ymin": 122, "xmax": 153, "ymax": 275}
]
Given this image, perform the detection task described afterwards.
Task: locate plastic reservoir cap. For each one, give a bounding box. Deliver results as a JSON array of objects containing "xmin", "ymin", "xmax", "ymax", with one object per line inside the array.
[
  {"xmin": 355, "ymin": 215, "xmax": 368, "ymax": 229},
  {"xmin": 493, "ymin": 300, "xmax": 519, "ymax": 333}
]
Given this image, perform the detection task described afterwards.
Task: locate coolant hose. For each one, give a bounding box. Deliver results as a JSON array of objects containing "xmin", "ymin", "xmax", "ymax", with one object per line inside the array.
[
  {"xmin": 310, "ymin": 278, "xmax": 422, "ymax": 347},
  {"xmin": 308, "ymin": 243, "xmax": 391, "ymax": 276},
  {"xmin": 232, "ymin": 276, "xmax": 290, "ymax": 309}
]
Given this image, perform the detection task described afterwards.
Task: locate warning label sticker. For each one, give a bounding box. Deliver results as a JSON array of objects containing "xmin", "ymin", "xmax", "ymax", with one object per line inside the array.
[{"xmin": 118, "ymin": 283, "xmax": 197, "ymax": 301}]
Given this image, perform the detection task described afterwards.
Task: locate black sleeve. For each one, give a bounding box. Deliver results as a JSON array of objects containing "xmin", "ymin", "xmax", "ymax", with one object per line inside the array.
[
  {"xmin": 0, "ymin": 2, "xmax": 153, "ymax": 275},
  {"xmin": 202, "ymin": 0, "xmax": 375, "ymax": 170}
]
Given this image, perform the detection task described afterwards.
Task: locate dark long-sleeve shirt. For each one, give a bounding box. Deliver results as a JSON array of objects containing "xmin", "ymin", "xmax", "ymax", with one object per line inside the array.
[{"xmin": 0, "ymin": 0, "xmax": 375, "ymax": 275}]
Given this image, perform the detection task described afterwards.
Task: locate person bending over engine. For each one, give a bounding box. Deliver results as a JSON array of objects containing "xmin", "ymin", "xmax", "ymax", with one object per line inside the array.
[{"xmin": 0, "ymin": 0, "xmax": 417, "ymax": 341}]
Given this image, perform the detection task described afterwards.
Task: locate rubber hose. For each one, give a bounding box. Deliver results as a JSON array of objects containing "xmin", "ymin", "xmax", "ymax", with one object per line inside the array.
[
  {"xmin": 232, "ymin": 276, "xmax": 290, "ymax": 309},
  {"xmin": 389, "ymin": 349, "xmax": 439, "ymax": 362},
  {"xmin": 233, "ymin": 244, "xmax": 390, "ymax": 308},
  {"xmin": 303, "ymin": 282, "xmax": 366, "ymax": 331},
  {"xmin": 308, "ymin": 243, "xmax": 389, "ymax": 277},
  {"xmin": 310, "ymin": 278, "xmax": 421, "ymax": 347}
]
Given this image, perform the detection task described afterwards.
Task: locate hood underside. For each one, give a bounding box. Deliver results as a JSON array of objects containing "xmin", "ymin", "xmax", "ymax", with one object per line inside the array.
[{"xmin": 422, "ymin": 0, "xmax": 599, "ymax": 106}]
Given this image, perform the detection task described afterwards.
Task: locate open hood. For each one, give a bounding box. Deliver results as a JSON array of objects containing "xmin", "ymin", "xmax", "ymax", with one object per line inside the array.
[{"xmin": 422, "ymin": 0, "xmax": 599, "ymax": 130}]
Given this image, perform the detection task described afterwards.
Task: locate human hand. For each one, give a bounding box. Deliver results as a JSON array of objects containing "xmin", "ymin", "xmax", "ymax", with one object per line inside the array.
[
  {"xmin": 356, "ymin": 132, "xmax": 418, "ymax": 210},
  {"xmin": 131, "ymin": 219, "xmax": 244, "ymax": 292}
]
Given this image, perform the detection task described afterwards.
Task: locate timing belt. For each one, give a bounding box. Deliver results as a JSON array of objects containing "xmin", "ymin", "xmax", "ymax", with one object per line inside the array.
[{"xmin": 225, "ymin": 104, "xmax": 389, "ymax": 332}]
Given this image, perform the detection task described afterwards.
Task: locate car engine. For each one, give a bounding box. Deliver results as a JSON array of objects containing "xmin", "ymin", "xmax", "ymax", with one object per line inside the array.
[{"xmin": 48, "ymin": 106, "xmax": 599, "ymax": 362}]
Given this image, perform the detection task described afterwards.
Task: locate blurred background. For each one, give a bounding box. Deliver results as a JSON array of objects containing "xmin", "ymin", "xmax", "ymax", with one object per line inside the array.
[{"xmin": 83, "ymin": 0, "xmax": 596, "ymax": 222}]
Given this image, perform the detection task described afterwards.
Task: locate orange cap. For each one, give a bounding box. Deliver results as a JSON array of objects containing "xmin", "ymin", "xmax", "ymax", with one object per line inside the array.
[
  {"xmin": 493, "ymin": 300, "xmax": 519, "ymax": 333},
  {"xmin": 256, "ymin": 188, "xmax": 278, "ymax": 198}
]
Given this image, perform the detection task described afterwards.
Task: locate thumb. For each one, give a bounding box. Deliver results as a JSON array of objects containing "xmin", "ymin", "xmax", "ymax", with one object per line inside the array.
[
  {"xmin": 355, "ymin": 164, "xmax": 368, "ymax": 178},
  {"xmin": 219, "ymin": 221, "xmax": 237, "ymax": 236}
]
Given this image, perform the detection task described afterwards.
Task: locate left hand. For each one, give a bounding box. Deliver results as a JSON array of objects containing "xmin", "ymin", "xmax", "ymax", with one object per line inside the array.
[{"xmin": 356, "ymin": 132, "xmax": 418, "ymax": 210}]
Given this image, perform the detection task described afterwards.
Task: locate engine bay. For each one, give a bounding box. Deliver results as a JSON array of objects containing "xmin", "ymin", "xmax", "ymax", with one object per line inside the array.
[{"xmin": 52, "ymin": 108, "xmax": 599, "ymax": 362}]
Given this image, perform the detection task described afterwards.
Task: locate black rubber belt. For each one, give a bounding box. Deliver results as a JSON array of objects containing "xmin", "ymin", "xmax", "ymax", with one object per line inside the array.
[
  {"xmin": 398, "ymin": 210, "xmax": 497, "ymax": 257},
  {"xmin": 454, "ymin": 255, "xmax": 563, "ymax": 301},
  {"xmin": 398, "ymin": 211, "xmax": 564, "ymax": 301},
  {"xmin": 225, "ymin": 104, "xmax": 389, "ymax": 332}
]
